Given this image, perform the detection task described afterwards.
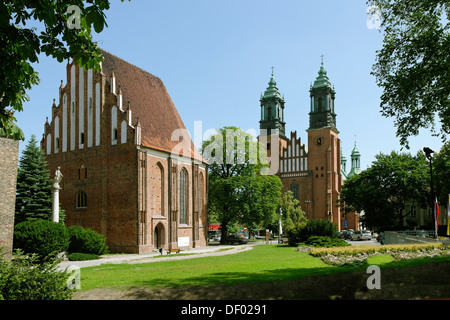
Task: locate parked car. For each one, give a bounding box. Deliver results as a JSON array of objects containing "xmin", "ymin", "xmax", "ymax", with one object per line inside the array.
[
  {"xmin": 351, "ymin": 230, "xmax": 372, "ymax": 241},
  {"xmin": 226, "ymin": 234, "xmax": 248, "ymax": 244}
]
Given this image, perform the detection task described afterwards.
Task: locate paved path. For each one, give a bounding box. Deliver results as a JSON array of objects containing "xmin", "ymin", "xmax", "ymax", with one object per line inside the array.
[{"xmin": 58, "ymin": 243, "xmax": 257, "ymax": 270}]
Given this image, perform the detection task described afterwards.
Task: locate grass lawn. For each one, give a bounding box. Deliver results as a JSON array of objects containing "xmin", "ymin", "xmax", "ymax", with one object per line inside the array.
[{"xmin": 77, "ymin": 244, "xmax": 450, "ymax": 292}]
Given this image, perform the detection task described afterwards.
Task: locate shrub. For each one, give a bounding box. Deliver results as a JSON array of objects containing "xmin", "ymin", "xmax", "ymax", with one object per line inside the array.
[
  {"xmin": 286, "ymin": 221, "xmax": 306, "ymax": 246},
  {"xmin": 67, "ymin": 226, "xmax": 108, "ymax": 255},
  {"xmin": 286, "ymin": 219, "xmax": 338, "ymax": 246},
  {"xmin": 13, "ymin": 219, "xmax": 69, "ymax": 259},
  {"xmin": 67, "ymin": 252, "xmax": 100, "ymax": 261},
  {"xmin": 304, "ymin": 236, "xmax": 350, "ymax": 248},
  {"xmin": 299, "ymin": 219, "xmax": 337, "ymax": 242},
  {"xmin": 0, "ymin": 249, "xmax": 73, "ymax": 300}
]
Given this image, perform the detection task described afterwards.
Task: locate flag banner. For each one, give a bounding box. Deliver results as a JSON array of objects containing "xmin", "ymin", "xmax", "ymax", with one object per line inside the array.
[{"xmin": 447, "ymin": 194, "xmax": 450, "ymax": 236}]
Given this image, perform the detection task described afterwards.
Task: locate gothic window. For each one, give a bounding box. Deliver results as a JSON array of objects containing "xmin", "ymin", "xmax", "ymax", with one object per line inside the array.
[
  {"xmin": 318, "ymin": 97, "xmax": 322, "ymax": 111},
  {"xmin": 179, "ymin": 168, "xmax": 188, "ymax": 225},
  {"xmin": 199, "ymin": 173, "xmax": 204, "ymax": 221},
  {"xmin": 156, "ymin": 162, "xmax": 165, "ymax": 216},
  {"xmin": 78, "ymin": 163, "xmax": 87, "ymax": 180},
  {"xmin": 268, "ymin": 106, "xmax": 272, "ymax": 120},
  {"xmin": 290, "ymin": 181, "xmax": 299, "ymax": 200},
  {"xmin": 76, "ymin": 191, "xmax": 87, "ymax": 208}
]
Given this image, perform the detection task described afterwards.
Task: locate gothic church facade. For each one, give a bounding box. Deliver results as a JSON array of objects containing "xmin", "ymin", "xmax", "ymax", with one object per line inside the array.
[
  {"xmin": 259, "ymin": 62, "xmax": 360, "ymax": 231},
  {"xmin": 41, "ymin": 49, "xmax": 208, "ymax": 253}
]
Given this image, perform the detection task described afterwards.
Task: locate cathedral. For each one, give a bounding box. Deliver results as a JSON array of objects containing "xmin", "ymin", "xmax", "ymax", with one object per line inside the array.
[
  {"xmin": 41, "ymin": 49, "xmax": 208, "ymax": 253},
  {"xmin": 259, "ymin": 61, "xmax": 361, "ymax": 231}
]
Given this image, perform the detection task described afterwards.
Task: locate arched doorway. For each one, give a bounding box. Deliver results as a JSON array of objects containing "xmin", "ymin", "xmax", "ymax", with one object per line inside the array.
[{"xmin": 154, "ymin": 223, "xmax": 165, "ymax": 249}]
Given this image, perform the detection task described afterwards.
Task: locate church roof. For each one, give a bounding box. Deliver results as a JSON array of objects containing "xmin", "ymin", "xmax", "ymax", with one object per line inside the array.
[{"xmin": 100, "ymin": 49, "xmax": 204, "ymax": 162}]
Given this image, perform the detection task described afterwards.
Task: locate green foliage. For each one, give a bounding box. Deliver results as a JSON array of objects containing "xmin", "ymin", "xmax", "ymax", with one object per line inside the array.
[
  {"xmin": 286, "ymin": 219, "xmax": 338, "ymax": 246},
  {"xmin": 281, "ymin": 190, "xmax": 307, "ymax": 230},
  {"xmin": 341, "ymin": 150, "xmax": 431, "ymax": 231},
  {"xmin": 0, "ymin": 0, "xmax": 131, "ymax": 139},
  {"xmin": 15, "ymin": 135, "xmax": 54, "ymax": 224},
  {"xmin": 300, "ymin": 219, "xmax": 338, "ymax": 242},
  {"xmin": 67, "ymin": 252, "xmax": 100, "ymax": 261},
  {"xmin": 0, "ymin": 249, "xmax": 73, "ymax": 300},
  {"xmin": 13, "ymin": 219, "xmax": 69, "ymax": 259},
  {"xmin": 67, "ymin": 226, "xmax": 108, "ymax": 255},
  {"xmin": 304, "ymin": 236, "xmax": 350, "ymax": 248},
  {"xmin": 285, "ymin": 221, "xmax": 307, "ymax": 246},
  {"xmin": 367, "ymin": 0, "xmax": 449, "ymax": 147},
  {"xmin": 203, "ymin": 126, "xmax": 282, "ymax": 243}
]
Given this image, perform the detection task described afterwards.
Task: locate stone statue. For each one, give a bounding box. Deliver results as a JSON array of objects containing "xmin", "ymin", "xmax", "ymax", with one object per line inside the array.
[
  {"xmin": 52, "ymin": 167, "xmax": 63, "ymax": 223},
  {"xmin": 53, "ymin": 167, "xmax": 63, "ymax": 189}
]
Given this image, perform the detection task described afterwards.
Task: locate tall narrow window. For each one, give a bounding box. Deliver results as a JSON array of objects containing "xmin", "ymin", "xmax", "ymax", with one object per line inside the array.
[
  {"xmin": 179, "ymin": 168, "xmax": 188, "ymax": 224},
  {"xmin": 290, "ymin": 181, "xmax": 299, "ymax": 200}
]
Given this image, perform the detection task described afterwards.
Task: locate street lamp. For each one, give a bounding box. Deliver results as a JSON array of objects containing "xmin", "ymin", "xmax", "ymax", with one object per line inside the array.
[{"xmin": 423, "ymin": 147, "xmax": 437, "ymax": 239}]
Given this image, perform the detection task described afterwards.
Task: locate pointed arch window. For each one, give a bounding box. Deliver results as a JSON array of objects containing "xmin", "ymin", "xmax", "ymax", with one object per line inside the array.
[{"xmin": 179, "ymin": 168, "xmax": 188, "ymax": 225}]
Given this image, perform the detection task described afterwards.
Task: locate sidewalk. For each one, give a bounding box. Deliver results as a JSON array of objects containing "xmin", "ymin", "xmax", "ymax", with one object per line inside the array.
[{"xmin": 58, "ymin": 243, "xmax": 255, "ymax": 270}]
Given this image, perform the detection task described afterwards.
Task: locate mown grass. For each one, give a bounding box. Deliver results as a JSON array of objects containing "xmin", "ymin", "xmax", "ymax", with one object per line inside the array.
[{"xmin": 77, "ymin": 244, "xmax": 450, "ymax": 292}]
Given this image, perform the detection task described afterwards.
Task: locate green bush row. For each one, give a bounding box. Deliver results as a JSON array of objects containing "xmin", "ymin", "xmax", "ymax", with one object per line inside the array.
[
  {"xmin": 303, "ymin": 236, "xmax": 350, "ymax": 248},
  {"xmin": 13, "ymin": 219, "xmax": 108, "ymax": 259}
]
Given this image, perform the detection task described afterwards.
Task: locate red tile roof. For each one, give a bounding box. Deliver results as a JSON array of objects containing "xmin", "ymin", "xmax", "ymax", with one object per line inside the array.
[{"xmin": 100, "ymin": 49, "xmax": 204, "ymax": 162}]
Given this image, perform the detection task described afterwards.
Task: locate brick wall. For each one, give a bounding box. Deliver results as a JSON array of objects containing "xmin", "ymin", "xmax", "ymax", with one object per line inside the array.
[{"xmin": 0, "ymin": 137, "xmax": 20, "ymax": 260}]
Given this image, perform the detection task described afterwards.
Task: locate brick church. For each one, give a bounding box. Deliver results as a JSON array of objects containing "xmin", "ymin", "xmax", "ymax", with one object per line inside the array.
[
  {"xmin": 41, "ymin": 49, "xmax": 208, "ymax": 253},
  {"xmin": 259, "ymin": 61, "xmax": 360, "ymax": 231}
]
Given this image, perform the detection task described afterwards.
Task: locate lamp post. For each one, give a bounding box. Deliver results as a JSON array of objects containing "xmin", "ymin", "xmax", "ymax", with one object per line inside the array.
[{"xmin": 423, "ymin": 147, "xmax": 437, "ymax": 239}]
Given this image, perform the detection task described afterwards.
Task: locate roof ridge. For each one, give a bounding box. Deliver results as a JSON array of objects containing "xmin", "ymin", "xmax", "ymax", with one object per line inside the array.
[{"xmin": 99, "ymin": 48, "xmax": 160, "ymax": 80}]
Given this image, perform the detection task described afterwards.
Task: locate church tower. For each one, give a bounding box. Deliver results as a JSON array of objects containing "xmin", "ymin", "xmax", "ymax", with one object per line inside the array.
[
  {"xmin": 307, "ymin": 60, "xmax": 342, "ymax": 229},
  {"xmin": 259, "ymin": 70, "xmax": 288, "ymax": 159},
  {"xmin": 347, "ymin": 141, "xmax": 361, "ymax": 178},
  {"xmin": 259, "ymin": 70, "xmax": 287, "ymax": 139}
]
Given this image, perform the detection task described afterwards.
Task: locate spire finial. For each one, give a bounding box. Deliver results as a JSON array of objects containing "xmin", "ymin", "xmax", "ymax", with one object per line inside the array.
[
  {"xmin": 321, "ymin": 55, "xmax": 324, "ymax": 65},
  {"xmin": 271, "ymin": 66, "xmax": 274, "ymax": 77}
]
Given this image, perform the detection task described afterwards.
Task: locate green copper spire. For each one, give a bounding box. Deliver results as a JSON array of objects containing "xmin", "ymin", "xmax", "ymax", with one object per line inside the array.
[{"xmin": 262, "ymin": 67, "xmax": 283, "ymax": 100}]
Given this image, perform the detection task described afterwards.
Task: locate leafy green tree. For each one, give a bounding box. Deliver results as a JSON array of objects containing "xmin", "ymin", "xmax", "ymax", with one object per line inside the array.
[
  {"xmin": 341, "ymin": 151, "xmax": 430, "ymax": 231},
  {"xmin": 15, "ymin": 135, "xmax": 53, "ymax": 224},
  {"xmin": 280, "ymin": 190, "xmax": 306, "ymax": 231},
  {"xmin": 367, "ymin": 0, "xmax": 449, "ymax": 148},
  {"xmin": 0, "ymin": 0, "xmax": 130, "ymax": 140},
  {"xmin": 433, "ymin": 142, "xmax": 450, "ymax": 205},
  {"xmin": 203, "ymin": 126, "xmax": 282, "ymax": 244}
]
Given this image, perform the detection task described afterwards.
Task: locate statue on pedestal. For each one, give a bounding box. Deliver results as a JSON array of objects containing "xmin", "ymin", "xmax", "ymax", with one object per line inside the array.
[{"xmin": 52, "ymin": 167, "xmax": 63, "ymax": 223}]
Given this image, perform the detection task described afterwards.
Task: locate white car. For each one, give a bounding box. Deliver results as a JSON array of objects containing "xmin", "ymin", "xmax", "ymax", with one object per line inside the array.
[{"xmin": 351, "ymin": 230, "xmax": 372, "ymax": 241}]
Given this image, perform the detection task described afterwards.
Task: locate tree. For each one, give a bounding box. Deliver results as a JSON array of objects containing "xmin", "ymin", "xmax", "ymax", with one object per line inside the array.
[
  {"xmin": 367, "ymin": 0, "xmax": 449, "ymax": 148},
  {"xmin": 433, "ymin": 142, "xmax": 450, "ymax": 206},
  {"xmin": 280, "ymin": 190, "xmax": 306, "ymax": 231},
  {"xmin": 15, "ymin": 135, "xmax": 53, "ymax": 224},
  {"xmin": 0, "ymin": 0, "xmax": 130, "ymax": 140},
  {"xmin": 341, "ymin": 151, "xmax": 430, "ymax": 231},
  {"xmin": 203, "ymin": 126, "xmax": 282, "ymax": 244}
]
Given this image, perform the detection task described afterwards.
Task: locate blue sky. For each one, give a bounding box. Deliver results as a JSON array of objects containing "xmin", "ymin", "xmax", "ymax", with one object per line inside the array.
[{"xmin": 16, "ymin": 0, "xmax": 444, "ymax": 171}]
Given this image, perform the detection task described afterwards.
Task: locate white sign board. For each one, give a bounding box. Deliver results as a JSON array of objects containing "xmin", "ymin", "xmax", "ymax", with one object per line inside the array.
[{"xmin": 178, "ymin": 237, "xmax": 190, "ymax": 247}]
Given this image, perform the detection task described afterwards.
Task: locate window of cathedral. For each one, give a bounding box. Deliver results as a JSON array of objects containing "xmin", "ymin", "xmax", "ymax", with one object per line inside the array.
[
  {"xmin": 179, "ymin": 168, "xmax": 188, "ymax": 225},
  {"xmin": 76, "ymin": 191, "xmax": 87, "ymax": 209}
]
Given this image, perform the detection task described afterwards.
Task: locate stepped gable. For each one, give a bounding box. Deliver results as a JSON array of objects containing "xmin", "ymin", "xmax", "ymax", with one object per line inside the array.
[{"xmin": 100, "ymin": 49, "xmax": 202, "ymax": 161}]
